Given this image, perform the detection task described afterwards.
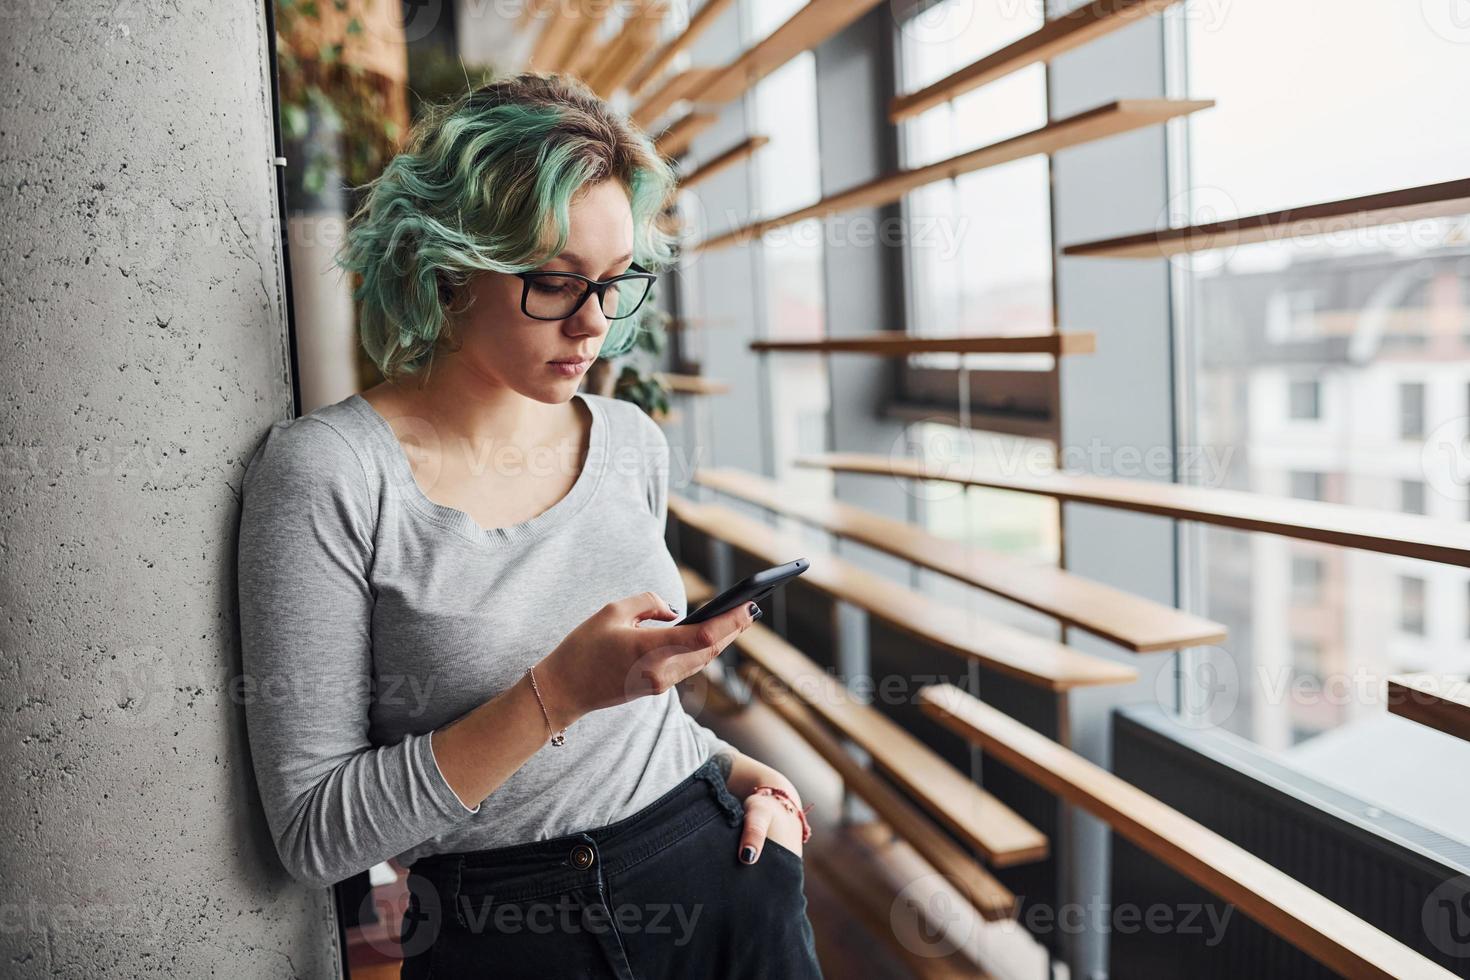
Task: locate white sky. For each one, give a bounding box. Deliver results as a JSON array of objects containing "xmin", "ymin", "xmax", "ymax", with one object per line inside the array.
[{"xmin": 1187, "ymin": 0, "xmax": 1470, "ymax": 216}]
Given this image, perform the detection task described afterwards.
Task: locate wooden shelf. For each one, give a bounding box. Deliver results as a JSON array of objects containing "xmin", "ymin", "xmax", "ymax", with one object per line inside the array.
[
  {"xmin": 693, "ymin": 467, "xmax": 1226, "ymax": 652},
  {"xmin": 795, "ymin": 452, "xmax": 1470, "ymax": 567},
  {"xmin": 657, "ymin": 372, "xmax": 730, "ymax": 395},
  {"xmin": 681, "ymin": 569, "xmax": 1042, "ymax": 886},
  {"xmin": 696, "ymin": 99, "xmax": 1212, "ymax": 251},
  {"xmin": 890, "ymin": 0, "xmax": 1183, "ymax": 122},
  {"xmin": 740, "ymin": 634, "xmax": 1048, "ymax": 870},
  {"xmin": 692, "ymin": 0, "xmax": 889, "ymax": 106},
  {"xmin": 1062, "ymin": 177, "xmax": 1470, "ymax": 259},
  {"xmin": 679, "ymin": 135, "xmax": 770, "ymax": 189},
  {"xmin": 528, "ymin": 3, "xmax": 586, "ymax": 72},
  {"xmin": 629, "ymin": 0, "xmax": 738, "ymax": 98},
  {"xmin": 585, "ymin": 2, "xmax": 667, "ymax": 98},
  {"xmin": 669, "ymin": 496, "xmax": 1139, "ymax": 691},
  {"xmin": 749, "ymin": 332, "xmax": 1096, "ymax": 357},
  {"xmin": 631, "ymin": 66, "xmax": 721, "ymax": 129},
  {"xmin": 919, "ymin": 684, "xmax": 1460, "ymax": 980},
  {"xmin": 1387, "ymin": 674, "xmax": 1470, "ymax": 743},
  {"xmin": 654, "ymin": 111, "xmax": 719, "ymax": 158}
]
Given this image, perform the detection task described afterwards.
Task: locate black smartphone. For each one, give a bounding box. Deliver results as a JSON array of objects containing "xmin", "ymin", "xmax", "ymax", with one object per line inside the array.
[{"xmin": 677, "ymin": 559, "xmax": 810, "ymax": 625}]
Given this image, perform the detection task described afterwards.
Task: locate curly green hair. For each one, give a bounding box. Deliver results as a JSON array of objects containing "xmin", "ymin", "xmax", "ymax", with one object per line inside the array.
[{"xmin": 335, "ymin": 72, "xmax": 678, "ymax": 381}]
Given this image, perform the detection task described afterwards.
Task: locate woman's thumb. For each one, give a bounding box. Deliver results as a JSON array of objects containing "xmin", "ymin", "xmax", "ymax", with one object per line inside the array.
[{"xmin": 628, "ymin": 590, "xmax": 678, "ymax": 624}]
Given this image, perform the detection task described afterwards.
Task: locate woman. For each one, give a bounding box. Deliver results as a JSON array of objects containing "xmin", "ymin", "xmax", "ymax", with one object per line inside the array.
[{"xmin": 237, "ymin": 73, "xmax": 823, "ymax": 978}]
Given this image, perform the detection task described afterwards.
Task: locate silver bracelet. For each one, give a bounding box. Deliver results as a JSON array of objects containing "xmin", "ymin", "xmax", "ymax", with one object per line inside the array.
[{"xmin": 526, "ymin": 665, "xmax": 567, "ymax": 747}]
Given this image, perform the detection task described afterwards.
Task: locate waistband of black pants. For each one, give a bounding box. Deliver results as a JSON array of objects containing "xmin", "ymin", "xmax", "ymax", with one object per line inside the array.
[{"xmin": 405, "ymin": 756, "xmax": 744, "ymax": 905}]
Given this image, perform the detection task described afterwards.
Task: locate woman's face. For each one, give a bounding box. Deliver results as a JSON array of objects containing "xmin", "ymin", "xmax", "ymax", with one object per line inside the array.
[{"xmin": 451, "ymin": 179, "xmax": 637, "ymax": 404}]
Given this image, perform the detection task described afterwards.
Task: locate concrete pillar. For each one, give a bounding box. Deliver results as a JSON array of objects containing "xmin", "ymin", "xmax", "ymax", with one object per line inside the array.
[{"xmin": 0, "ymin": 4, "xmax": 338, "ymax": 976}]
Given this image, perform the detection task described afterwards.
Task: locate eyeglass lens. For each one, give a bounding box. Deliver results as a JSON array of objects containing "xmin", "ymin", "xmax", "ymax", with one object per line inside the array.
[{"xmin": 523, "ymin": 274, "xmax": 651, "ymax": 320}]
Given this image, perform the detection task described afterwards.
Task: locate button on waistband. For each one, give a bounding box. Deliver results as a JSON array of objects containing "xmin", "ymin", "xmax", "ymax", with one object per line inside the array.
[{"xmin": 570, "ymin": 843, "xmax": 595, "ymax": 870}]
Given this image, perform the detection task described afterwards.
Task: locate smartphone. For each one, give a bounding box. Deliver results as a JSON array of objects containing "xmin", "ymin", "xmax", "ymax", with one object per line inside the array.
[{"xmin": 677, "ymin": 559, "xmax": 810, "ymax": 625}]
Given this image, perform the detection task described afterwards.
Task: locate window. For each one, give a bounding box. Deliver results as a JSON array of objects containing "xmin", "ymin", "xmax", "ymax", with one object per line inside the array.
[
  {"xmin": 1400, "ymin": 479, "xmax": 1426, "ymax": 516},
  {"xmin": 1399, "ymin": 576, "xmax": 1427, "ymax": 635},
  {"xmin": 751, "ymin": 52, "xmax": 829, "ymax": 497},
  {"xmin": 1174, "ymin": 0, "xmax": 1470, "ymax": 839},
  {"xmin": 1398, "ymin": 381, "xmax": 1425, "ymax": 439},
  {"xmin": 895, "ymin": 0, "xmax": 1053, "ymax": 379},
  {"xmin": 1287, "ymin": 379, "xmax": 1321, "ymax": 420},
  {"xmin": 1288, "ymin": 470, "xmax": 1325, "ymax": 502},
  {"xmin": 1290, "ymin": 554, "xmax": 1324, "ymax": 605},
  {"xmin": 1265, "ymin": 289, "xmax": 1321, "ymax": 343}
]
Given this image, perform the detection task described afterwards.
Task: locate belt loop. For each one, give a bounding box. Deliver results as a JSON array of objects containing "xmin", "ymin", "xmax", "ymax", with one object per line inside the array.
[{"xmin": 700, "ymin": 759, "xmax": 744, "ymax": 826}]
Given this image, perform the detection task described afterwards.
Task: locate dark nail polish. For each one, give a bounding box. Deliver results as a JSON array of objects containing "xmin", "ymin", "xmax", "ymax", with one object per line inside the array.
[
  {"xmin": 748, "ymin": 602, "xmax": 762, "ymax": 621},
  {"xmin": 740, "ymin": 845, "xmax": 757, "ymax": 864}
]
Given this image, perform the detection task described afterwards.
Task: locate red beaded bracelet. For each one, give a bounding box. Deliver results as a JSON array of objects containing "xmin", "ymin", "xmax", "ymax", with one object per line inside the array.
[{"xmin": 752, "ymin": 785, "xmax": 814, "ymax": 844}]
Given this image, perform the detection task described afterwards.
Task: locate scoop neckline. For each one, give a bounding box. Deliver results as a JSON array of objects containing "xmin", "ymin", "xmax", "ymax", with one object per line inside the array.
[{"xmin": 345, "ymin": 391, "xmax": 608, "ymax": 547}]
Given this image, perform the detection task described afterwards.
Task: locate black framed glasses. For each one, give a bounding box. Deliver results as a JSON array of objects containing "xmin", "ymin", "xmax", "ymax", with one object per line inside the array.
[{"xmin": 514, "ymin": 262, "xmax": 657, "ymax": 322}]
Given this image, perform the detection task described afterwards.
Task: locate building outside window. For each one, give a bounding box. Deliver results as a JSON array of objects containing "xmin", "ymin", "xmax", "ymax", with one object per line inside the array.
[
  {"xmin": 1176, "ymin": 0, "xmax": 1470, "ymax": 845},
  {"xmin": 1287, "ymin": 378, "xmax": 1321, "ymax": 421},
  {"xmin": 1398, "ymin": 380, "xmax": 1425, "ymax": 438}
]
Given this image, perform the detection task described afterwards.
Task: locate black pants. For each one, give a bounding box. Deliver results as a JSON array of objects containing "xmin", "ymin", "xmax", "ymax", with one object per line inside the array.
[{"xmin": 399, "ymin": 757, "xmax": 824, "ymax": 979}]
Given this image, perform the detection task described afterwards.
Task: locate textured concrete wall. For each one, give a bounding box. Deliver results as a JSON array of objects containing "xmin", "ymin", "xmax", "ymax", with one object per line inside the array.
[{"xmin": 0, "ymin": 3, "xmax": 338, "ymax": 976}]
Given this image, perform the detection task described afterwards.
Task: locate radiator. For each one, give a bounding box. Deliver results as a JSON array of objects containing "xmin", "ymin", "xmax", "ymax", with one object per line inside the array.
[{"xmin": 1110, "ymin": 705, "xmax": 1470, "ymax": 978}]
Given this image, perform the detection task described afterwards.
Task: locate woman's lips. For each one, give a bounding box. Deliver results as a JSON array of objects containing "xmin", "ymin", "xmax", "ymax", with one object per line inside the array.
[{"xmin": 549, "ymin": 358, "xmax": 592, "ymax": 377}]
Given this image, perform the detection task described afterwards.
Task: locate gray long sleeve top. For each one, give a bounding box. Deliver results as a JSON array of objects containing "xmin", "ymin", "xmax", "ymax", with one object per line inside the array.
[{"xmin": 236, "ymin": 391, "xmax": 735, "ymax": 888}]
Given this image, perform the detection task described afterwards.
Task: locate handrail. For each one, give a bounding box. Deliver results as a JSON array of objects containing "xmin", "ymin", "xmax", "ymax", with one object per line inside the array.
[
  {"xmin": 795, "ymin": 452, "xmax": 1470, "ymax": 567},
  {"xmin": 919, "ymin": 684, "xmax": 1461, "ymax": 980},
  {"xmin": 669, "ymin": 496, "xmax": 1139, "ymax": 690},
  {"xmin": 693, "ymin": 467, "xmax": 1227, "ymax": 652}
]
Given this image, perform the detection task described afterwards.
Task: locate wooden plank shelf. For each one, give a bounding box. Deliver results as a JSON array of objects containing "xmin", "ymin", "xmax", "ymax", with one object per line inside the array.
[
  {"xmin": 680, "ymin": 569, "xmax": 1042, "ymax": 886},
  {"xmin": 795, "ymin": 452, "xmax": 1470, "ymax": 568},
  {"xmin": 890, "ymin": 0, "xmax": 1184, "ymax": 122},
  {"xmin": 696, "ymin": 99, "xmax": 1212, "ymax": 251},
  {"xmin": 629, "ymin": 0, "xmax": 738, "ymax": 98},
  {"xmin": 657, "ymin": 372, "xmax": 730, "ymax": 396},
  {"xmin": 692, "ymin": 467, "xmax": 1226, "ymax": 652},
  {"xmin": 669, "ymin": 496, "xmax": 1139, "ymax": 691},
  {"xmin": 679, "ymin": 135, "xmax": 770, "ymax": 189},
  {"xmin": 1062, "ymin": 177, "xmax": 1470, "ymax": 259},
  {"xmin": 746, "ymin": 640, "xmax": 1046, "ymax": 875},
  {"xmin": 1387, "ymin": 674, "xmax": 1470, "ymax": 743},
  {"xmin": 748, "ymin": 332, "xmax": 1096, "ymax": 357},
  {"xmin": 631, "ymin": 66, "xmax": 721, "ymax": 129},
  {"xmin": 692, "ymin": 0, "xmax": 889, "ymax": 106},
  {"xmin": 655, "ymin": 111, "xmax": 719, "ymax": 158},
  {"xmin": 918, "ymin": 684, "xmax": 1461, "ymax": 980}
]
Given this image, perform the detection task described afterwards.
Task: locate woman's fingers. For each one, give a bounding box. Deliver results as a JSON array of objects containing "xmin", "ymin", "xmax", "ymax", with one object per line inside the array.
[
  {"xmin": 657, "ymin": 601, "xmax": 761, "ymax": 677},
  {"xmin": 616, "ymin": 590, "xmax": 678, "ymax": 625},
  {"xmin": 738, "ymin": 797, "xmax": 775, "ymax": 864}
]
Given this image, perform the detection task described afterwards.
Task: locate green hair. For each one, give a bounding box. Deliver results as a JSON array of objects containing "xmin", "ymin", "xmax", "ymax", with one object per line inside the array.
[{"xmin": 335, "ymin": 72, "xmax": 679, "ymax": 381}]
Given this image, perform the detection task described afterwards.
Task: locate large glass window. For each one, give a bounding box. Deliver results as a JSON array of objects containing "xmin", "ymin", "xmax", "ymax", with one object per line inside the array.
[
  {"xmin": 1175, "ymin": 0, "xmax": 1470, "ymax": 845},
  {"xmin": 892, "ymin": 0, "xmax": 1059, "ymax": 573},
  {"xmin": 750, "ymin": 50, "xmax": 830, "ymax": 498},
  {"xmin": 896, "ymin": 0, "xmax": 1053, "ymax": 372}
]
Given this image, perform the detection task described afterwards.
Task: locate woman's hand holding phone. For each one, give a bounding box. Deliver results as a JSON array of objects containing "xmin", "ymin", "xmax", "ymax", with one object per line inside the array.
[{"xmin": 534, "ymin": 591, "xmax": 760, "ymax": 727}]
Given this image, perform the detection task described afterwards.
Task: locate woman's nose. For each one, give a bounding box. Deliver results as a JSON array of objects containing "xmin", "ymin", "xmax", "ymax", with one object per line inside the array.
[{"xmin": 566, "ymin": 296, "xmax": 611, "ymax": 338}]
